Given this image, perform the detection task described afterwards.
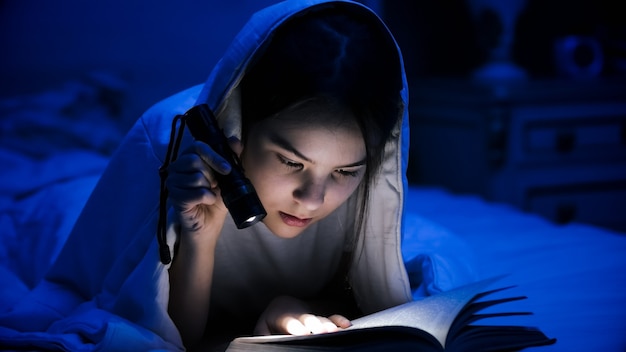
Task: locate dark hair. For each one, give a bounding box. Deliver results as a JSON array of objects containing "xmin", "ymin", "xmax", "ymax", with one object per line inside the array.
[{"xmin": 240, "ymin": 4, "xmax": 402, "ymax": 252}]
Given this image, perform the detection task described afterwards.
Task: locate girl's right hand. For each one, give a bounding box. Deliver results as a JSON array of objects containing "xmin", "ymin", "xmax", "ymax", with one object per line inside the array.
[{"xmin": 165, "ymin": 140, "xmax": 232, "ymax": 240}]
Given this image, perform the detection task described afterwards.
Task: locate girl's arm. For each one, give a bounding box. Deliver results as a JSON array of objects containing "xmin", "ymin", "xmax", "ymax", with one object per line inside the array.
[
  {"xmin": 165, "ymin": 141, "xmax": 231, "ymax": 346},
  {"xmin": 168, "ymin": 224, "xmax": 222, "ymax": 346}
]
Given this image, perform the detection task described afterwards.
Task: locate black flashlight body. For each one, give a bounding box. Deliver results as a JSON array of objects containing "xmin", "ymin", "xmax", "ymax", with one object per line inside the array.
[{"xmin": 184, "ymin": 104, "xmax": 266, "ymax": 229}]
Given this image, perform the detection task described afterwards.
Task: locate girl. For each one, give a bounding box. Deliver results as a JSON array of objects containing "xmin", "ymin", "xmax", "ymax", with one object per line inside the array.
[{"xmin": 165, "ymin": 2, "xmax": 409, "ymax": 347}]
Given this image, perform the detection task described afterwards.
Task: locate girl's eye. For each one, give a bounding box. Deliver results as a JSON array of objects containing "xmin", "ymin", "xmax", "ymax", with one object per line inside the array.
[
  {"xmin": 277, "ymin": 154, "xmax": 302, "ymax": 170},
  {"xmin": 335, "ymin": 169, "xmax": 360, "ymax": 178}
]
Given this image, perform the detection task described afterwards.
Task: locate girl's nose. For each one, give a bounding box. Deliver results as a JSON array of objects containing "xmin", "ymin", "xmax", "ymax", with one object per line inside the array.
[{"xmin": 293, "ymin": 176, "xmax": 326, "ymax": 211}]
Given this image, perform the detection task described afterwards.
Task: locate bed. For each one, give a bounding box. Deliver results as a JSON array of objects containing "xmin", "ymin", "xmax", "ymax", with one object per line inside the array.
[
  {"xmin": 1, "ymin": 77, "xmax": 625, "ymax": 351},
  {"xmin": 403, "ymin": 187, "xmax": 626, "ymax": 351}
]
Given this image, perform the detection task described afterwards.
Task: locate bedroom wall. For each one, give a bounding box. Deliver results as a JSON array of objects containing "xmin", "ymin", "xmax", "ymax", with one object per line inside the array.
[
  {"xmin": 381, "ymin": 0, "xmax": 626, "ymax": 233},
  {"xmin": 0, "ymin": 0, "xmax": 278, "ymax": 124},
  {"xmin": 2, "ymin": 0, "xmax": 624, "ymax": 114}
]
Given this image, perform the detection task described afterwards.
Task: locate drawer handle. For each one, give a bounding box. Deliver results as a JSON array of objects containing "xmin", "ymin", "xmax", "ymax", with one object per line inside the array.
[
  {"xmin": 556, "ymin": 203, "xmax": 577, "ymax": 224},
  {"xmin": 555, "ymin": 131, "xmax": 576, "ymax": 153}
]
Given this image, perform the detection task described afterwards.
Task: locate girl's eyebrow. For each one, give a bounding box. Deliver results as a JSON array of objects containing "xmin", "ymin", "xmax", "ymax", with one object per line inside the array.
[
  {"xmin": 339, "ymin": 159, "xmax": 366, "ymax": 168},
  {"xmin": 268, "ymin": 133, "xmax": 312, "ymax": 163},
  {"xmin": 267, "ymin": 133, "xmax": 366, "ymax": 168}
]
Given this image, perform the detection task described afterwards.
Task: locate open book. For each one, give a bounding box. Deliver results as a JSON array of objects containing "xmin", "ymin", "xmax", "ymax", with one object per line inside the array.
[{"xmin": 225, "ymin": 276, "xmax": 556, "ymax": 351}]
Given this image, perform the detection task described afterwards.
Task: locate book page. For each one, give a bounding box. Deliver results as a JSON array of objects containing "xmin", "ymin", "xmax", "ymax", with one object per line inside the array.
[
  {"xmin": 230, "ymin": 276, "xmax": 504, "ymax": 348},
  {"xmin": 347, "ymin": 276, "xmax": 503, "ymax": 347}
]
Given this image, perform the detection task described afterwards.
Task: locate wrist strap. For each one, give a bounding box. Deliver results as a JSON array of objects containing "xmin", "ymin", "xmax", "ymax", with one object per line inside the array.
[{"xmin": 157, "ymin": 114, "xmax": 187, "ymax": 264}]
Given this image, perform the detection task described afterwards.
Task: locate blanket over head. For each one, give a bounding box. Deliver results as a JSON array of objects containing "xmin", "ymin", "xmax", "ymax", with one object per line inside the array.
[{"xmin": 0, "ymin": 0, "xmax": 475, "ymax": 350}]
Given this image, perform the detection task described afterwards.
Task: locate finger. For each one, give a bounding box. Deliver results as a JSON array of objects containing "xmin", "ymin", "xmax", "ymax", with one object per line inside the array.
[
  {"xmin": 166, "ymin": 162, "xmax": 220, "ymax": 203},
  {"xmin": 167, "ymin": 152, "xmax": 207, "ymax": 178},
  {"xmin": 301, "ymin": 315, "xmax": 325, "ymax": 334},
  {"xmin": 167, "ymin": 184, "xmax": 220, "ymax": 210},
  {"xmin": 299, "ymin": 314, "xmax": 342, "ymax": 334},
  {"xmin": 169, "ymin": 153, "xmax": 220, "ymax": 190},
  {"xmin": 168, "ymin": 152, "xmax": 203, "ymax": 174},
  {"xmin": 328, "ymin": 314, "xmax": 352, "ymax": 329},
  {"xmin": 283, "ymin": 317, "xmax": 311, "ymax": 336},
  {"xmin": 167, "ymin": 166, "xmax": 214, "ymax": 188},
  {"xmin": 192, "ymin": 141, "xmax": 232, "ymax": 175},
  {"xmin": 318, "ymin": 318, "xmax": 341, "ymax": 333}
]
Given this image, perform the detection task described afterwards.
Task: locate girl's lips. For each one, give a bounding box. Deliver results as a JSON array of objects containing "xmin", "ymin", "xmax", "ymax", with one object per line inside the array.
[{"xmin": 279, "ymin": 212, "xmax": 312, "ymax": 227}]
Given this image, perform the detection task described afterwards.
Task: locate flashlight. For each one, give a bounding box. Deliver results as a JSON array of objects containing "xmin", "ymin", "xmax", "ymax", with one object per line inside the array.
[{"xmin": 184, "ymin": 104, "xmax": 266, "ymax": 229}]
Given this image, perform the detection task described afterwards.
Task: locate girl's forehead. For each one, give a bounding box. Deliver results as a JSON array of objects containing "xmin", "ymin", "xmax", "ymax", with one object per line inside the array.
[
  {"xmin": 259, "ymin": 110, "xmax": 363, "ymax": 149},
  {"xmin": 268, "ymin": 98, "xmax": 359, "ymax": 131},
  {"xmin": 249, "ymin": 104, "xmax": 366, "ymax": 164},
  {"xmin": 262, "ymin": 111, "xmax": 362, "ymax": 144}
]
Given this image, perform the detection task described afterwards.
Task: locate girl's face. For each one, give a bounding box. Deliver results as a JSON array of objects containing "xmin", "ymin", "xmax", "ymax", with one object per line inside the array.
[{"xmin": 241, "ymin": 101, "xmax": 366, "ymax": 239}]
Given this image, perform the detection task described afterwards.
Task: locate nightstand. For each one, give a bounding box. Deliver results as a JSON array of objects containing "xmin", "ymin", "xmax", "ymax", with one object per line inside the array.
[{"xmin": 408, "ymin": 77, "xmax": 626, "ymax": 233}]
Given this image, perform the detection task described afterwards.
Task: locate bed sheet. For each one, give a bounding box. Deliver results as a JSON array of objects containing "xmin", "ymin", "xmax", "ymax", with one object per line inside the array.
[
  {"xmin": 0, "ymin": 74, "xmax": 127, "ymax": 308},
  {"xmin": 404, "ymin": 186, "xmax": 626, "ymax": 351}
]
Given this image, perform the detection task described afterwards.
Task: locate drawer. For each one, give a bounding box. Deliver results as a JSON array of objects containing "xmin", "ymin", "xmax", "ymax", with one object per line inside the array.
[
  {"xmin": 527, "ymin": 119, "xmax": 623, "ymax": 153},
  {"xmin": 526, "ymin": 182, "xmax": 626, "ymax": 233},
  {"xmin": 509, "ymin": 103, "xmax": 626, "ymax": 165}
]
